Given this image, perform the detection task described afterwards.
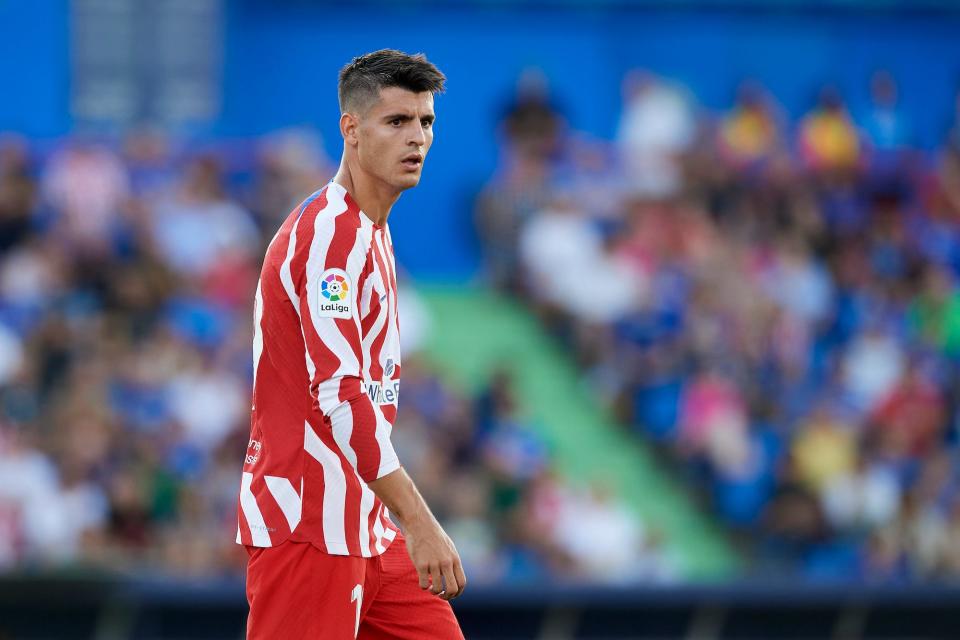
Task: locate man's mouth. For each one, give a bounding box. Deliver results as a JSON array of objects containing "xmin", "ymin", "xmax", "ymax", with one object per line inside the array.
[{"xmin": 401, "ymin": 154, "xmax": 423, "ymax": 169}]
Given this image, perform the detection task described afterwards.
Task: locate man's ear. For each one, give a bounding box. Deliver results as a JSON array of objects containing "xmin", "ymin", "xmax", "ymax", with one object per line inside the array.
[{"xmin": 340, "ymin": 112, "xmax": 359, "ymax": 147}]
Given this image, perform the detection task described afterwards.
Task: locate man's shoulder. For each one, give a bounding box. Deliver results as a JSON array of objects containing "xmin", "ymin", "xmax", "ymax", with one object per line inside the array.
[
  {"xmin": 295, "ymin": 183, "xmax": 364, "ymax": 232},
  {"xmin": 287, "ymin": 184, "xmax": 373, "ymax": 267},
  {"xmin": 290, "ymin": 185, "xmax": 333, "ymax": 224}
]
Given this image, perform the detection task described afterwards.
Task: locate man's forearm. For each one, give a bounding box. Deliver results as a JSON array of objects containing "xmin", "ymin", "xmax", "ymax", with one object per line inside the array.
[
  {"xmin": 367, "ymin": 467, "xmax": 437, "ymax": 534},
  {"xmin": 369, "ymin": 466, "xmax": 467, "ymax": 600}
]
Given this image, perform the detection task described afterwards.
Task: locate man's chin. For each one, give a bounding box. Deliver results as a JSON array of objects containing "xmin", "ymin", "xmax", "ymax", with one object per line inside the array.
[{"xmin": 394, "ymin": 174, "xmax": 421, "ymax": 190}]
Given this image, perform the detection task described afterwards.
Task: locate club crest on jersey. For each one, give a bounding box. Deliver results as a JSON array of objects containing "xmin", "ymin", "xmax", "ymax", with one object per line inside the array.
[{"xmin": 316, "ymin": 268, "xmax": 352, "ymax": 319}]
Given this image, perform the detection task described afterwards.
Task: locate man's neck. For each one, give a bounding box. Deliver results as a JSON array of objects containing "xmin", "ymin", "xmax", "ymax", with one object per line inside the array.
[{"xmin": 333, "ymin": 160, "xmax": 400, "ymax": 227}]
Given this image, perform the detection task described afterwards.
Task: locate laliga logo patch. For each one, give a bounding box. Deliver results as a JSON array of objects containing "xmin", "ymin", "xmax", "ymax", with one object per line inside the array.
[
  {"xmin": 321, "ymin": 272, "xmax": 349, "ymax": 301},
  {"xmin": 316, "ymin": 268, "xmax": 352, "ymax": 319}
]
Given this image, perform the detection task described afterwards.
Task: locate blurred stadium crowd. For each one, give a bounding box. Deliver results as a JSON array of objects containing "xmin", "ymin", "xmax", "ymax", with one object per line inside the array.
[
  {"xmin": 4, "ymin": 65, "xmax": 960, "ymax": 586},
  {"xmin": 0, "ymin": 128, "xmax": 671, "ymax": 584},
  {"xmin": 476, "ymin": 69, "xmax": 960, "ymax": 580}
]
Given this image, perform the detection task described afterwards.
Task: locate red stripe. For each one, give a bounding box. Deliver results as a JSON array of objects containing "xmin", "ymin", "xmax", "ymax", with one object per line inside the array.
[
  {"xmin": 289, "ymin": 191, "xmax": 328, "ymax": 292},
  {"xmin": 345, "ymin": 391, "xmax": 383, "ymax": 483},
  {"xmin": 358, "ymin": 256, "xmax": 379, "ymax": 337},
  {"xmin": 367, "ymin": 233, "xmax": 391, "ymax": 381},
  {"xmin": 380, "ymin": 404, "xmax": 397, "ymax": 424}
]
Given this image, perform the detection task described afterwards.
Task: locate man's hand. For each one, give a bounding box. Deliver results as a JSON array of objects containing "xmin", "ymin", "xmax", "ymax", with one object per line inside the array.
[
  {"xmin": 368, "ymin": 468, "xmax": 467, "ymax": 600},
  {"xmin": 404, "ymin": 517, "xmax": 467, "ymax": 600}
]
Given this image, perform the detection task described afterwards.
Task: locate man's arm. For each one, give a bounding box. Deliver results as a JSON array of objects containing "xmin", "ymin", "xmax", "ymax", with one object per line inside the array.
[
  {"xmin": 297, "ymin": 209, "xmax": 400, "ymax": 485},
  {"xmin": 368, "ymin": 468, "xmax": 467, "ymax": 600}
]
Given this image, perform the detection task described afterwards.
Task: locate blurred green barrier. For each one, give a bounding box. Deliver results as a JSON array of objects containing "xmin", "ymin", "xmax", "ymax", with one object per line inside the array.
[{"xmin": 419, "ymin": 286, "xmax": 737, "ymax": 579}]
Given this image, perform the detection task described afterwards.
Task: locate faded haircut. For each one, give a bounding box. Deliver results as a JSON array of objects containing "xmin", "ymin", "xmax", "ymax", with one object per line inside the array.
[{"xmin": 338, "ymin": 49, "xmax": 446, "ymax": 115}]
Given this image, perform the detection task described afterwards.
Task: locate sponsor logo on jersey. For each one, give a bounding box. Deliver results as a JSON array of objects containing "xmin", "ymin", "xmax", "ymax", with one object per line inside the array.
[
  {"xmin": 365, "ymin": 379, "xmax": 400, "ymax": 406},
  {"xmin": 316, "ymin": 268, "xmax": 352, "ymax": 319},
  {"xmin": 245, "ymin": 439, "xmax": 262, "ymax": 465}
]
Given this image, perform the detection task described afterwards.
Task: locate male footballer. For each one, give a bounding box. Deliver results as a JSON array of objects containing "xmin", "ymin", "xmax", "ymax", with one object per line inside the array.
[{"xmin": 237, "ymin": 49, "xmax": 466, "ymax": 639}]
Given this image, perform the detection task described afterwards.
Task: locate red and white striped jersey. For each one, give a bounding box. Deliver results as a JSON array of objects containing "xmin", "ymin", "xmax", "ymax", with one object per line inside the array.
[{"xmin": 236, "ymin": 181, "xmax": 402, "ymax": 557}]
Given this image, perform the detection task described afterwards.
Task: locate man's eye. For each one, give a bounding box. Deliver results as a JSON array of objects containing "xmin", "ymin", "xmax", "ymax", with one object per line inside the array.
[
  {"xmin": 390, "ymin": 119, "xmax": 403, "ymax": 126},
  {"xmin": 422, "ymin": 120, "xmax": 433, "ymax": 128}
]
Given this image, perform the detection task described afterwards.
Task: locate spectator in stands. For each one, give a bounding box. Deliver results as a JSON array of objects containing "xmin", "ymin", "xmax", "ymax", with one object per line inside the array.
[
  {"xmin": 798, "ymin": 86, "xmax": 861, "ymax": 174},
  {"xmin": 717, "ymin": 81, "xmax": 783, "ymax": 172},
  {"xmin": 148, "ymin": 155, "xmax": 259, "ymax": 282},
  {"xmin": 862, "ymin": 70, "xmax": 913, "ymax": 153},
  {"xmin": 0, "ymin": 137, "xmax": 36, "ymax": 253},
  {"xmin": 42, "ymin": 140, "xmax": 130, "ymax": 256},
  {"xmin": 500, "ymin": 67, "xmax": 566, "ymax": 164},
  {"xmin": 617, "ymin": 70, "xmax": 697, "ymax": 197}
]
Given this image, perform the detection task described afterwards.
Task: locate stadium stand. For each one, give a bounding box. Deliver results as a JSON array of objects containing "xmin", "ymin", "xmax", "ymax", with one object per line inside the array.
[{"xmin": 475, "ymin": 68, "xmax": 960, "ymax": 583}]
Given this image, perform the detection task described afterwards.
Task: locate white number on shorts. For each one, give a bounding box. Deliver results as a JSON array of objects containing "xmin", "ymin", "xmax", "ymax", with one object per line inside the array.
[{"xmin": 351, "ymin": 583, "xmax": 364, "ymax": 638}]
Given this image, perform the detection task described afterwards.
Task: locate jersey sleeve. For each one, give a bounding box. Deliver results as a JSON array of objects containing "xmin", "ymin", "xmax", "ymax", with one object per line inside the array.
[{"xmin": 296, "ymin": 208, "xmax": 400, "ymax": 484}]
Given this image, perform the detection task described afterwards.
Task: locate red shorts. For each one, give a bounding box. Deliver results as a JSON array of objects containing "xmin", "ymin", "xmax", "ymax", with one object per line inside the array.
[{"xmin": 245, "ymin": 533, "xmax": 464, "ymax": 639}]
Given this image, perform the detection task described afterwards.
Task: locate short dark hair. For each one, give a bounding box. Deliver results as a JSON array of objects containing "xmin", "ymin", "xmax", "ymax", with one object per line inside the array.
[{"xmin": 338, "ymin": 49, "xmax": 446, "ymax": 114}]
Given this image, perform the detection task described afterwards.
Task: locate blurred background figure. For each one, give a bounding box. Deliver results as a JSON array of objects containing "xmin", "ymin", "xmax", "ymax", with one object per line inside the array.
[
  {"xmin": 617, "ymin": 70, "xmax": 696, "ymax": 198},
  {"xmin": 716, "ymin": 81, "xmax": 783, "ymax": 172},
  {"xmin": 798, "ymin": 86, "xmax": 862, "ymax": 175}
]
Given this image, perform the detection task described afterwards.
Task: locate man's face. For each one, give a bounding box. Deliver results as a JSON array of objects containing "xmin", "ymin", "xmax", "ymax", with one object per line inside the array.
[{"xmin": 354, "ymin": 87, "xmax": 435, "ymax": 192}]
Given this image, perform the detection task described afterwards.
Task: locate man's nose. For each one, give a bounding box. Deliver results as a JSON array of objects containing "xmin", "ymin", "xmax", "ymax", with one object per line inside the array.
[{"xmin": 408, "ymin": 122, "xmax": 426, "ymax": 146}]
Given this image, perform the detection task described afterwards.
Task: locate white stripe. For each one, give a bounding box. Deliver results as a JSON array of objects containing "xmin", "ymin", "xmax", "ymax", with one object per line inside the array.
[
  {"xmin": 327, "ymin": 400, "xmax": 379, "ymax": 557},
  {"xmin": 328, "ymin": 182, "xmax": 374, "ymax": 235},
  {"xmin": 382, "ymin": 525, "xmax": 397, "ymax": 543},
  {"xmin": 264, "ymin": 475, "xmax": 302, "ymax": 532},
  {"xmin": 280, "ymin": 203, "xmax": 317, "ymax": 382},
  {"xmin": 373, "ymin": 231, "xmax": 398, "ymax": 370},
  {"xmin": 239, "ymin": 472, "xmax": 271, "ymax": 546},
  {"xmin": 357, "ymin": 481, "xmax": 375, "ymax": 557},
  {"xmin": 374, "ymin": 411, "xmax": 398, "ymax": 478},
  {"xmin": 252, "ymin": 279, "xmax": 265, "ymax": 387},
  {"xmin": 372, "ymin": 505, "xmax": 386, "ymax": 554},
  {"xmin": 377, "ymin": 227, "xmax": 398, "ymax": 302},
  {"xmin": 306, "ymin": 197, "xmax": 359, "ymax": 414},
  {"xmin": 360, "ymin": 267, "xmax": 377, "ymax": 318},
  {"xmin": 344, "ymin": 227, "xmax": 369, "ymax": 359},
  {"xmin": 280, "ymin": 205, "xmax": 305, "ymax": 314},
  {"xmin": 361, "ymin": 276, "xmax": 388, "ymax": 380},
  {"xmin": 304, "ymin": 422, "xmax": 348, "ymax": 552},
  {"xmin": 329, "ymin": 400, "xmax": 359, "ymax": 469},
  {"xmin": 383, "ymin": 231, "xmax": 402, "ymax": 376}
]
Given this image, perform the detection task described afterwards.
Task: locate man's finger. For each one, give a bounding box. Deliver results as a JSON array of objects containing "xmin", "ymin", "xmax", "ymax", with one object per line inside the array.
[
  {"xmin": 440, "ymin": 563, "xmax": 460, "ymax": 600},
  {"xmin": 417, "ymin": 564, "xmax": 430, "ymax": 590},
  {"xmin": 453, "ymin": 561, "xmax": 467, "ymax": 597},
  {"xmin": 430, "ymin": 564, "xmax": 444, "ymax": 595}
]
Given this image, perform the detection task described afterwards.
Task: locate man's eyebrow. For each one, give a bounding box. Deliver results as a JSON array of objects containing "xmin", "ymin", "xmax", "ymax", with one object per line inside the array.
[{"xmin": 382, "ymin": 113, "xmax": 435, "ymax": 122}]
